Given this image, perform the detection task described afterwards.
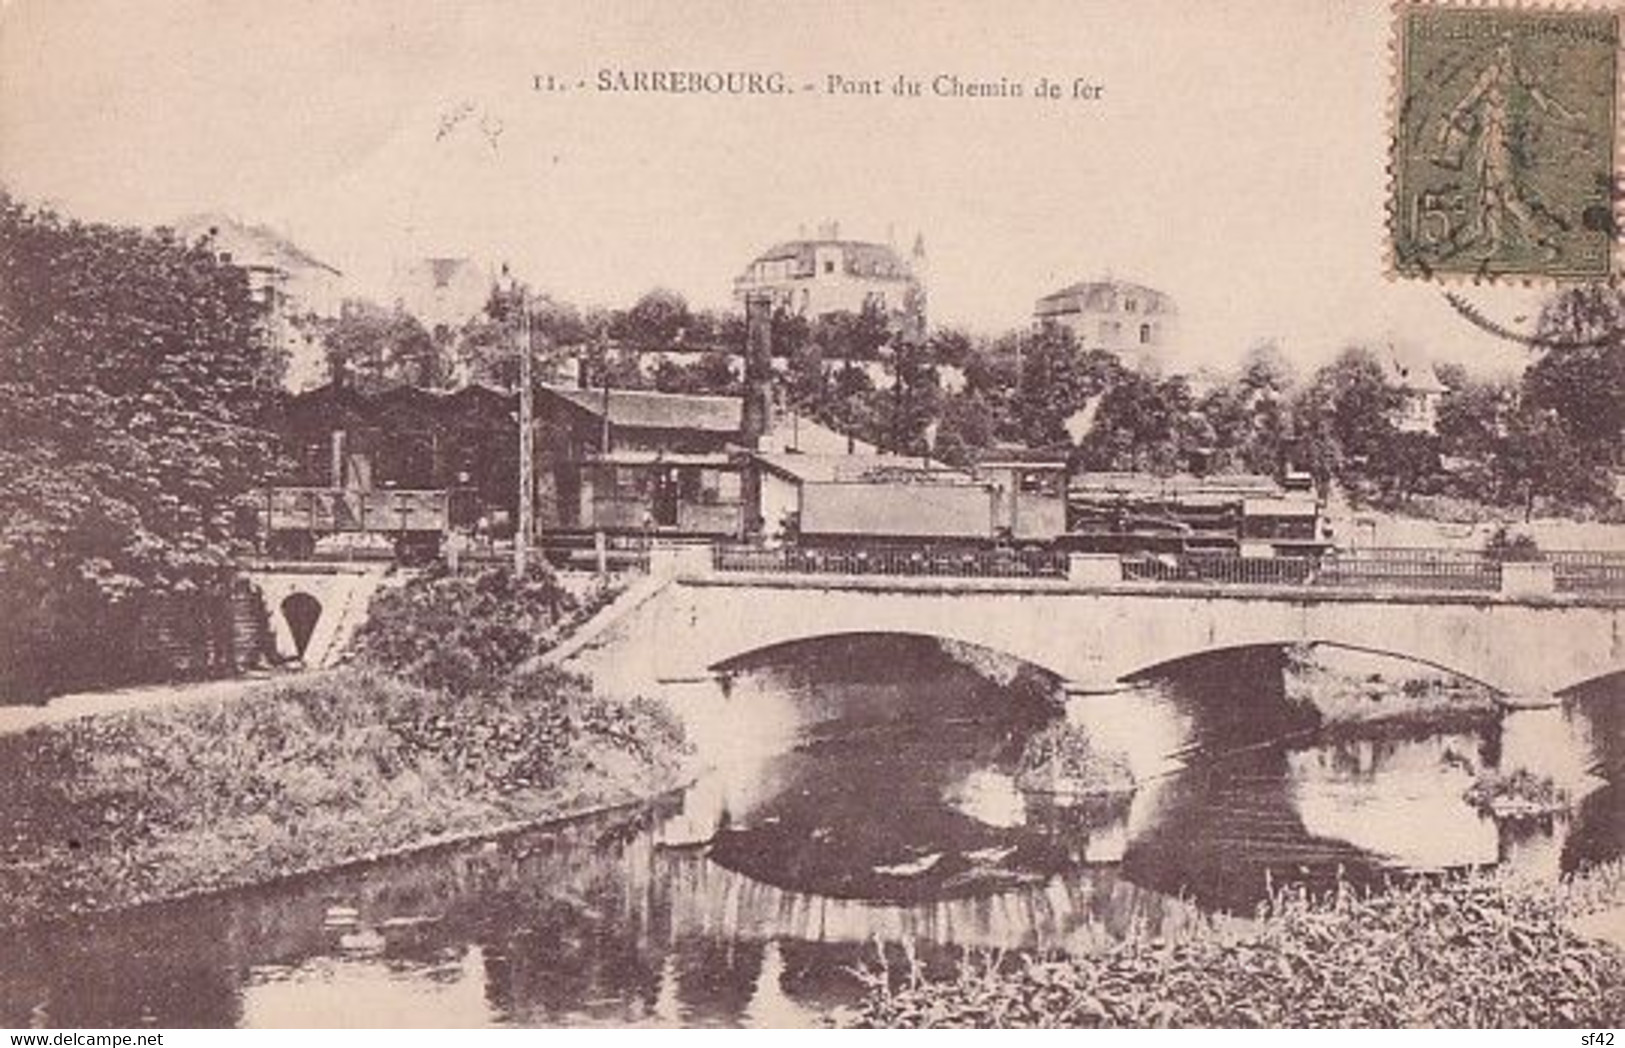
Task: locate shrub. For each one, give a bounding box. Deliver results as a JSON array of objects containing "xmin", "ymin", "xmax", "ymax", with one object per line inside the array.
[{"xmin": 352, "ymin": 564, "xmax": 578, "ymax": 697}]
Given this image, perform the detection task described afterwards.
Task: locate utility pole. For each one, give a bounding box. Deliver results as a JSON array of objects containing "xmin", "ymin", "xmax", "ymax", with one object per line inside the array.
[{"xmin": 515, "ymin": 280, "xmax": 534, "ymax": 576}]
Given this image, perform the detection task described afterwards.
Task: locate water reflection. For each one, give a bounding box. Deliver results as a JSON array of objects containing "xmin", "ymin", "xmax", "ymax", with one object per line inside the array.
[{"xmin": 0, "ymin": 638, "xmax": 1617, "ymax": 1028}]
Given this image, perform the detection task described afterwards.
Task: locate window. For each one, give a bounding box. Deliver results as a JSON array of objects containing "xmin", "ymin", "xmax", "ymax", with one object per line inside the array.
[
  {"xmin": 678, "ymin": 468, "xmax": 742, "ymax": 505},
  {"xmin": 609, "ymin": 466, "xmax": 649, "ymax": 498},
  {"xmin": 1140, "ymin": 323, "xmax": 1153, "ymax": 344},
  {"xmin": 824, "ymin": 260, "xmax": 836, "ymax": 274},
  {"xmin": 1125, "ymin": 298, "xmax": 1138, "ymax": 313}
]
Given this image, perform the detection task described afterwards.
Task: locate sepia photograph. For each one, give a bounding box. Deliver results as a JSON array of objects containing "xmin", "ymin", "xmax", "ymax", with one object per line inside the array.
[{"xmin": 0, "ymin": 0, "xmax": 1622, "ymax": 1032}]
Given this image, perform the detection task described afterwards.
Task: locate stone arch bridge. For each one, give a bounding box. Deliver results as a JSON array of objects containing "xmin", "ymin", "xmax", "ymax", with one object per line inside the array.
[{"xmin": 558, "ymin": 563, "xmax": 1625, "ymax": 704}]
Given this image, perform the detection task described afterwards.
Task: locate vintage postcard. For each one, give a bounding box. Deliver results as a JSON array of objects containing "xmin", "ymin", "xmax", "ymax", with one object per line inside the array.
[{"xmin": 1, "ymin": 0, "xmax": 1622, "ymax": 1034}]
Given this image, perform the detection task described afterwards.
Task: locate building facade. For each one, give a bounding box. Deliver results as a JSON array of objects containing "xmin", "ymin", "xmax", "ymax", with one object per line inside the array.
[
  {"xmin": 389, "ymin": 257, "xmax": 494, "ymax": 338},
  {"xmin": 175, "ymin": 213, "xmax": 345, "ymax": 392},
  {"xmin": 1380, "ymin": 344, "xmax": 1449, "ymax": 435},
  {"xmin": 734, "ymin": 224, "xmax": 926, "ymax": 324},
  {"xmin": 1033, "ymin": 278, "xmax": 1178, "ymax": 372}
]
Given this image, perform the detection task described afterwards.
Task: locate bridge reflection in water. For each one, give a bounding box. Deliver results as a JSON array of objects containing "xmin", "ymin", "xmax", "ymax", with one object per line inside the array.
[{"xmin": 0, "ymin": 637, "xmax": 1617, "ymax": 1028}]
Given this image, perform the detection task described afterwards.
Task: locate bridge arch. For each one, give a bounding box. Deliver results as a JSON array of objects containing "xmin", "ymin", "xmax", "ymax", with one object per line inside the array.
[
  {"xmin": 1123, "ymin": 640, "xmax": 1503, "ymax": 694},
  {"xmin": 709, "ymin": 629, "xmax": 1071, "ymax": 686}
]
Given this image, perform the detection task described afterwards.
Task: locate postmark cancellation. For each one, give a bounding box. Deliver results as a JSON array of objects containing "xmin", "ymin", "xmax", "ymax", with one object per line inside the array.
[{"xmin": 1391, "ymin": 2, "xmax": 1620, "ymax": 280}]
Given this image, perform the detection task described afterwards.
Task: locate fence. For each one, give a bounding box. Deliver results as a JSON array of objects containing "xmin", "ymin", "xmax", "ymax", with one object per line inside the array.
[
  {"xmin": 1118, "ymin": 551, "xmax": 1502, "ymax": 592},
  {"xmin": 713, "ymin": 544, "xmax": 1071, "ymax": 579},
  {"xmin": 1313, "ymin": 550, "xmax": 1503, "ymax": 592},
  {"xmin": 1120, "ymin": 553, "xmax": 1321, "ymax": 587},
  {"xmin": 1547, "ymin": 550, "xmax": 1625, "ymax": 595},
  {"xmin": 711, "ymin": 542, "xmax": 1625, "ymax": 595}
]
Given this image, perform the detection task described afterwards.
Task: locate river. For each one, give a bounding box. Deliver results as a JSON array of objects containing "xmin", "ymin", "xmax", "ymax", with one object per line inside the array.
[{"xmin": 2, "ymin": 636, "xmax": 1618, "ymax": 1027}]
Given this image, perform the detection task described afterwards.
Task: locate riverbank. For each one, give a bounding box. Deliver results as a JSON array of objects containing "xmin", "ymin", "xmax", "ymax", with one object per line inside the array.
[
  {"xmin": 0, "ymin": 565, "xmax": 692, "ymax": 930},
  {"xmin": 846, "ymin": 860, "xmax": 1625, "ymax": 1028},
  {"xmin": 0, "ymin": 665, "xmax": 690, "ymax": 929}
]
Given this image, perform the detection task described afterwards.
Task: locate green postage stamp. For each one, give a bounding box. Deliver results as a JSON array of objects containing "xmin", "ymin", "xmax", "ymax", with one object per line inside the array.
[{"xmin": 1391, "ymin": 2, "xmax": 1620, "ymax": 280}]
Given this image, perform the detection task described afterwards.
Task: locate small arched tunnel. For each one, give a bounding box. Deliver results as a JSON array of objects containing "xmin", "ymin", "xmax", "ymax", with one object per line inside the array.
[{"xmin": 280, "ymin": 592, "xmax": 324, "ymax": 660}]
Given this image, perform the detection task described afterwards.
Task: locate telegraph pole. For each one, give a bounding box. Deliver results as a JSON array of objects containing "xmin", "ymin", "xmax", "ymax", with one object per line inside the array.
[{"xmin": 515, "ymin": 280, "xmax": 534, "ymax": 576}]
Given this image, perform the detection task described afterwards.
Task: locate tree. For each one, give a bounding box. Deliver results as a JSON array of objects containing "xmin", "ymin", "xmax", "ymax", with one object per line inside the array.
[
  {"xmin": 1238, "ymin": 340, "xmax": 1297, "ymax": 398},
  {"xmin": 928, "ymin": 328, "xmax": 976, "ymax": 369},
  {"xmin": 880, "ymin": 335, "xmax": 942, "ymax": 456},
  {"xmin": 1075, "ymin": 371, "xmax": 1183, "ymax": 471},
  {"xmin": 1435, "ymin": 370, "xmax": 1514, "ymax": 492},
  {"xmin": 1524, "ymin": 286, "xmax": 1625, "ymax": 464},
  {"xmin": 810, "ymin": 302, "xmax": 891, "ymax": 361},
  {"xmin": 783, "ymin": 335, "xmax": 832, "ymax": 416},
  {"xmin": 932, "ymin": 389, "xmax": 998, "ymax": 466},
  {"xmin": 1011, "ymin": 326, "xmax": 1096, "ymax": 447},
  {"xmin": 0, "ymin": 196, "xmax": 279, "ymax": 696},
  {"xmin": 1493, "ymin": 407, "xmax": 1609, "ymax": 519},
  {"xmin": 613, "ymin": 288, "xmax": 691, "ymax": 350},
  {"xmin": 1292, "ymin": 347, "xmax": 1406, "ymax": 496},
  {"xmin": 322, "ymin": 298, "xmax": 444, "ymax": 392},
  {"xmin": 652, "ymin": 351, "xmax": 740, "ymax": 395},
  {"xmin": 454, "ymin": 288, "xmax": 588, "ymax": 388}
]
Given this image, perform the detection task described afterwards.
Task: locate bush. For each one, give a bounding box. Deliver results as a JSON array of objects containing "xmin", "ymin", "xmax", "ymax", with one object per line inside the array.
[{"xmin": 352, "ymin": 564, "xmax": 578, "ymax": 697}]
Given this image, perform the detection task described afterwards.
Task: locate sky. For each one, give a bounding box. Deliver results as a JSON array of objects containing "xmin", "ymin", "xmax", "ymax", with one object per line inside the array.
[{"xmin": 0, "ymin": 0, "xmax": 1557, "ymax": 375}]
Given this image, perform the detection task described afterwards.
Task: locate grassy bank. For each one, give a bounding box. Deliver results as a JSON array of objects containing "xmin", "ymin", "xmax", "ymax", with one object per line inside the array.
[
  {"xmin": 846, "ymin": 862, "xmax": 1625, "ymax": 1028},
  {"xmin": 0, "ymin": 666, "xmax": 687, "ymax": 927},
  {"xmin": 0, "ymin": 567, "xmax": 690, "ymax": 929}
]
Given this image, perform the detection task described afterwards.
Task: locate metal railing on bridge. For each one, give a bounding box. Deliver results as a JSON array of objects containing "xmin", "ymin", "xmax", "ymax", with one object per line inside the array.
[
  {"xmin": 711, "ymin": 542, "xmax": 1625, "ymax": 596},
  {"xmin": 712, "ymin": 544, "xmax": 1072, "ymax": 579},
  {"xmin": 1548, "ymin": 550, "xmax": 1625, "ymax": 595},
  {"xmin": 1312, "ymin": 548, "xmax": 1504, "ymax": 592}
]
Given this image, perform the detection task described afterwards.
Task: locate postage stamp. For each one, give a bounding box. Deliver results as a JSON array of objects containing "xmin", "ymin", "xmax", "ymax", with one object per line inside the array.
[{"xmin": 1390, "ymin": 2, "xmax": 1620, "ymax": 280}]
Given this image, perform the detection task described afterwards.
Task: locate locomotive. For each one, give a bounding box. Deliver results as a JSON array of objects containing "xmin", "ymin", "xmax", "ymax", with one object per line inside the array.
[{"xmin": 774, "ymin": 455, "xmax": 1330, "ymax": 558}]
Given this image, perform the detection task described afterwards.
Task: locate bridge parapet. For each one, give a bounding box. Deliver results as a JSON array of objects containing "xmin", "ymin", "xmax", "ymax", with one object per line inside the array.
[{"xmin": 700, "ymin": 543, "xmax": 1625, "ymax": 603}]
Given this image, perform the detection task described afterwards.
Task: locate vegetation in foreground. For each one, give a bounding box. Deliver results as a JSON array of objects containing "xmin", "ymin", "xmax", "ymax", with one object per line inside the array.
[
  {"xmin": 0, "ymin": 566, "xmax": 688, "ymax": 928},
  {"xmin": 350, "ymin": 562, "xmax": 618, "ymax": 696},
  {"xmin": 846, "ymin": 862, "xmax": 1625, "ymax": 1028}
]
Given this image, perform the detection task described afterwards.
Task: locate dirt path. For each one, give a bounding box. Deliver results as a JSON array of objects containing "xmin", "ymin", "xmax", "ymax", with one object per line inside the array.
[{"xmin": 0, "ymin": 671, "xmax": 301, "ymax": 737}]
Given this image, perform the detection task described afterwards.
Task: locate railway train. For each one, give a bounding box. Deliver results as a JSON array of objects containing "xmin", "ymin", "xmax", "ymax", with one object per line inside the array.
[
  {"xmin": 770, "ymin": 457, "xmax": 1330, "ymax": 557},
  {"xmin": 260, "ymin": 449, "xmax": 1331, "ymax": 564}
]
